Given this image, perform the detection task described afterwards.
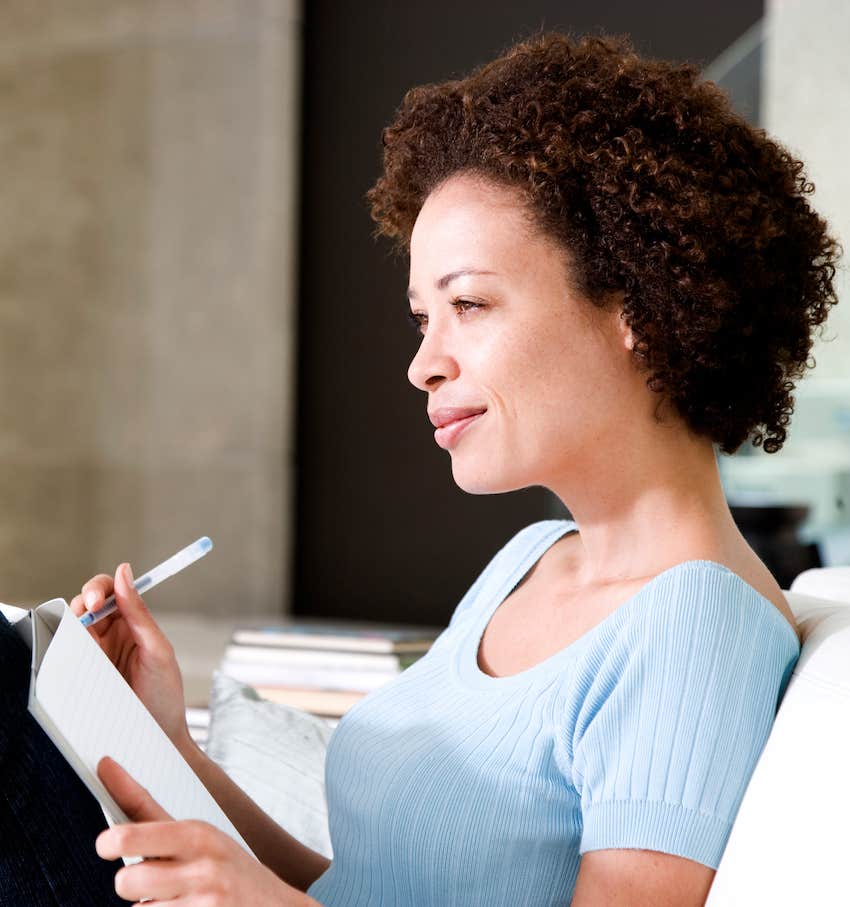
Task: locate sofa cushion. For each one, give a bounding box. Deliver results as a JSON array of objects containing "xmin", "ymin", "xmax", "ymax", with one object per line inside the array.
[
  {"xmin": 706, "ymin": 588, "xmax": 850, "ymax": 905},
  {"xmin": 205, "ymin": 672, "xmax": 333, "ymax": 858},
  {"xmin": 790, "ymin": 566, "xmax": 850, "ymax": 603}
]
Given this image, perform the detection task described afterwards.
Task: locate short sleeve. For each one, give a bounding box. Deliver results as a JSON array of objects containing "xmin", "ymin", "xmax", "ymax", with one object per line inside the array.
[{"xmin": 570, "ymin": 564, "xmax": 799, "ymax": 869}]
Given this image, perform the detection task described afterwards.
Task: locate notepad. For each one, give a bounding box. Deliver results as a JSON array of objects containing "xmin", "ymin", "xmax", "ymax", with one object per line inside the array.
[{"xmin": 10, "ymin": 598, "xmax": 253, "ymax": 856}]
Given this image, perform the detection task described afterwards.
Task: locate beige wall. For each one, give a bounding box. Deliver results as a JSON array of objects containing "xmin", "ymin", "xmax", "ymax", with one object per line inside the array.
[
  {"xmin": 0, "ymin": 1, "xmax": 301, "ymax": 614},
  {"xmin": 763, "ymin": 0, "xmax": 849, "ymax": 381}
]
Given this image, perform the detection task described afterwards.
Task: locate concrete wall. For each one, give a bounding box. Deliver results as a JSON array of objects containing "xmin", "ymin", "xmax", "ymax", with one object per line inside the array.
[
  {"xmin": 763, "ymin": 0, "xmax": 849, "ymax": 381},
  {"xmin": 0, "ymin": 1, "xmax": 301, "ymax": 614}
]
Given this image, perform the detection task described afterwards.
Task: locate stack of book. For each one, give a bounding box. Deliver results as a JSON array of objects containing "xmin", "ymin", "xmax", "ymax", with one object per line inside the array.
[{"xmin": 219, "ymin": 621, "xmax": 441, "ymax": 719}]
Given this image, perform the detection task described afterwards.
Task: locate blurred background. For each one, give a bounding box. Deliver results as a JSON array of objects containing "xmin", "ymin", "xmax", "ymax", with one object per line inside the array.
[{"xmin": 0, "ymin": 0, "xmax": 847, "ymax": 635}]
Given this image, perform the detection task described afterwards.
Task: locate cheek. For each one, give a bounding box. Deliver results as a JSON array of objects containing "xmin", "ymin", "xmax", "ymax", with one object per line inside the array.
[
  {"xmin": 504, "ymin": 343, "xmax": 573, "ymax": 415},
  {"xmin": 509, "ymin": 339, "xmax": 603, "ymax": 445},
  {"xmin": 476, "ymin": 328, "xmax": 554, "ymax": 405},
  {"xmin": 469, "ymin": 318, "xmax": 609, "ymax": 435}
]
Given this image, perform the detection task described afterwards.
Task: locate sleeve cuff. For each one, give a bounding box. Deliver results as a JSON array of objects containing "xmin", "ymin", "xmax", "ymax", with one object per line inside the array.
[{"xmin": 580, "ymin": 799, "xmax": 733, "ymax": 869}]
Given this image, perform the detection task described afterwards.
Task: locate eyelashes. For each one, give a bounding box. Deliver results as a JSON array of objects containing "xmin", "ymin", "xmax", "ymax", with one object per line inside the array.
[
  {"xmin": 450, "ymin": 298, "xmax": 482, "ymax": 315},
  {"xmin": 407, "ymin": 311, "xmax": 426, "ymax": 333},
  {"xmin": 406, "ymin": 299, "xmax": 483, "ymax": 336}
]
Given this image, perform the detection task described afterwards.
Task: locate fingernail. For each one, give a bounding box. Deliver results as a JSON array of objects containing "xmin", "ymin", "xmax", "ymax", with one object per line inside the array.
[
  {"xmin": 123, "ymin": 563, "xmax": 134, "ymax": 584},
  {"xmin": 84, "ymin": 590, "xmax": 98, "ymax": 611}
]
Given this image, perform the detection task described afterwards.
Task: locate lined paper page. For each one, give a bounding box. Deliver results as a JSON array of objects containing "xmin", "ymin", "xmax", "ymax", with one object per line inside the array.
[{"xmin": 34, "ymin": 602, "xmax": 252, "ymax": 854}]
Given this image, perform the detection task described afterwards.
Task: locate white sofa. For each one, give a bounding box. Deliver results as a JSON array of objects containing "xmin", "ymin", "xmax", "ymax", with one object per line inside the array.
[{"xmin": 707, "ymin": 567, "xmax": 850, "ymax": 905}]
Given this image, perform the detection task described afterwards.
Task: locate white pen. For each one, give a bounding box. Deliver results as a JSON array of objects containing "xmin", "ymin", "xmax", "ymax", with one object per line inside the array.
[{"xmin": 79, "ymin": 536, "xmax": 214, "ymax": 628}]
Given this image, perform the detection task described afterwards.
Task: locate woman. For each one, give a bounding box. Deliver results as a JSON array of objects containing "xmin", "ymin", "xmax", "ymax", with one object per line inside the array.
[{"xmin": 9, "ymin": 31, "xmax": 838, "ymax": 906}]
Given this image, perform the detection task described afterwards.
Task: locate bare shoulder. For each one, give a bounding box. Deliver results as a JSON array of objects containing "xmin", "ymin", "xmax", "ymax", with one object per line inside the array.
[
  {"xmin": 722, "ymin": 552, "xmax": 799, "ymax": 641},
  {"xmin": 548, "ymin": 529, "xmax": 799, "ymax": 641}
]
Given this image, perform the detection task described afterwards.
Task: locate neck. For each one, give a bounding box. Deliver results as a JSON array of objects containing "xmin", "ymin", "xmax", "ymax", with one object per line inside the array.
[{"xmin": 549, "ymin": 423, "xmax": 741, "ymax": 586}]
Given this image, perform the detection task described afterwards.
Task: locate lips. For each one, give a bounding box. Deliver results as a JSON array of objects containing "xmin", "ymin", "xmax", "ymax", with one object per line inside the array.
[
  {"xmin": 428, "ymin": 406, "xmax": 487, "ymax": 429},
  {"xmin": 428, "ymin": 406, "xmax": 487, "ymax": 450}
]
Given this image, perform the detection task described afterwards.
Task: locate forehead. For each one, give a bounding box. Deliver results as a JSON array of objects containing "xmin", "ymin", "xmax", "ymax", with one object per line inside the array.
[
  {"xmin": 409, "ymin": 175, "xmax": 551, "ymax": 284},
  {"xmin": 411, "ymin": 176, "xmax": 530, "ymax": 247}
]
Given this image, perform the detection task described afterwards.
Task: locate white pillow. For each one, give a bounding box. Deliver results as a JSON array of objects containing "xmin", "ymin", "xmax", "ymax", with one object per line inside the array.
[
  {"xmin": 706, "ymin": 592, "xmax": 850, "ymax": 905},
  {"xmin": 205, "ymin": 671, "xmax": 333, "ymax": 858}
]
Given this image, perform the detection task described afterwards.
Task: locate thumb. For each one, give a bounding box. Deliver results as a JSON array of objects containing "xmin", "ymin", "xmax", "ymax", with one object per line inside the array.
[
  {"xmin": 113, "ymin": 563, "xmax": 167, "ymax": 653},
  {"xmin": 97, "ymin": 756, "xmax": 172, "ymax": 822}
]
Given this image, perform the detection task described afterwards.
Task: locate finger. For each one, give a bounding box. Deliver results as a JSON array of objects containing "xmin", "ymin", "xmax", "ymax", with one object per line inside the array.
[
  {"xmin": 97, "ymin": 756, "xmax": 172, "ymax": 824},
  {"xmin": 69, "ymin": 593, "xmax": 87, "ymax": 617},
  {"xmin": 113, "ymin": 861, "xmax": 187, "ymax": 903},
  {"xmin": 80, "ymin": 574, "xmax": 116, "ymax": 613},
  {"xmin": 97, "ymin": 820, "xmax": 183, "ymax": 861},
  {"xmin": 71, "ymin": 591, "xmax": 118, "ymax": 624},
  {"xmin": 112, "ymin": 563, "xmax": 171, "ymax": 655},
  {"xmin": 97, "ymin": 818, "xmax": 220, "ymax": 863}
]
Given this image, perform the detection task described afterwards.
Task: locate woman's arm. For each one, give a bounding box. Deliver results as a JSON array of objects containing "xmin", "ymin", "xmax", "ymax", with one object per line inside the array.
[
  {"xmin": 70, "ymin": 567, "xmax": 331, "ymax": 893},
  {"xmin": 176, "ymin": 735, "xmax": 331, "ymax": 892},
  {"xmin": 571, "ymin": 850, "xmax": 714, "ymax": 906}
]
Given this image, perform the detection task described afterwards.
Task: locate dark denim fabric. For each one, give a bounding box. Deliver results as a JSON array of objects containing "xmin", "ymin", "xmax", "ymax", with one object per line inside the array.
[{"xmin": 0, "ymin": 612, "xmax": 125, "ymax": 906}]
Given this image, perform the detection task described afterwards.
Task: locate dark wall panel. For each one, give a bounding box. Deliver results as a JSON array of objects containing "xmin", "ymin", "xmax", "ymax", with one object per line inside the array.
[{"xmin": 295, "ymin": 0, "xmax": 763, "ymax": 626}]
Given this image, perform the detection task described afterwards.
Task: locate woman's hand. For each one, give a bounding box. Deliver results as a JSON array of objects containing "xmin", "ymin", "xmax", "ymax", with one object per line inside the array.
[
  {"xmin": 96, "ymin": 757, "xmax": 317, "ymax": 906},
  {"xmin": 70, "ymin": 564, "xmax": 191, "ymax": 751}
]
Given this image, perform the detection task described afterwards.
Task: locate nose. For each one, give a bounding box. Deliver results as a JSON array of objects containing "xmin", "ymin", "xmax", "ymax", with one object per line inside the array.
[{"xmin": 407, "ymin": 329, "xmax": 460, "ymax": 392}]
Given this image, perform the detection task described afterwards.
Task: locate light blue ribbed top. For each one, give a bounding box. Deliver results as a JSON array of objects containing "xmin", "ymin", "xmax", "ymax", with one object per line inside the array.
[{"xmin": 307, "ymin": 520, "xmax": 799, "ymax": 906}]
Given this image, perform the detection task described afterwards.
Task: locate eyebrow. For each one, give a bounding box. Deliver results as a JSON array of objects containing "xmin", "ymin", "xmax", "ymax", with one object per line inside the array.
[{"xmin": 406, "ymin": 268, "xmax": 497, "ymax": 301}]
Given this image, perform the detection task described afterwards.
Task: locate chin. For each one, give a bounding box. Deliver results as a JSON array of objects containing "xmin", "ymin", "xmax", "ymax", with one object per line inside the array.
[{"xmin": 449, "ymin": 459, "xmax": 526, "ymax": 496}]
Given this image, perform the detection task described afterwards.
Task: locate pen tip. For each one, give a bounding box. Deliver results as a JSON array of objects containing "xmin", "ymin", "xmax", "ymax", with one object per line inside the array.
[{"xmin": 199, "ymin": 536, "xmax": 213, "ymax": 552}]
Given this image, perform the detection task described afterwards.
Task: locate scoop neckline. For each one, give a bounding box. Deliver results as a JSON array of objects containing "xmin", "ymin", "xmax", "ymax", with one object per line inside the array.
[{"xmin": 455, "ymin": 520, "xmax": 800, "ymax": 690}]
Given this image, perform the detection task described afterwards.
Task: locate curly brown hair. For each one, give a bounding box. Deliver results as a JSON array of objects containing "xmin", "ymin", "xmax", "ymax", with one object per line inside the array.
[{"xmin": 367, "ymin": 32, "xmax": 840, "ymax": 454}]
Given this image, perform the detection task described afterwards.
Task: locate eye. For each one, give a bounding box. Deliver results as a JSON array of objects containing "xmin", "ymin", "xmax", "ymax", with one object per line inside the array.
[
  {"xmin": 406, "ymin": 298, "xmax": 483, "ymax": 337},
  {"xmin": 407, "ymin": 311, "xmax": 426, "ymax": 335},
  {"xmin": 450, "ymin": 298, "xmax": 483, "ymax": 314}
]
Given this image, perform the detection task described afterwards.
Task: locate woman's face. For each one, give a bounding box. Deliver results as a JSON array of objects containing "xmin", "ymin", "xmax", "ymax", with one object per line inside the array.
[{"xmin": 407, "ymin": 173, "xmax": 643, "ymax": 495}]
